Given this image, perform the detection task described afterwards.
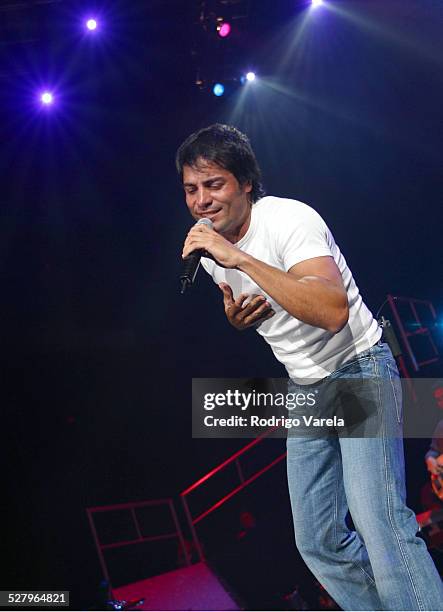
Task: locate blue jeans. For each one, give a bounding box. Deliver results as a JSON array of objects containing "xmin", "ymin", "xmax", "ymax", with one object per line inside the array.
[{"xmin": 286, "ymin": 342, "xmax": 443, "ymax": 611}]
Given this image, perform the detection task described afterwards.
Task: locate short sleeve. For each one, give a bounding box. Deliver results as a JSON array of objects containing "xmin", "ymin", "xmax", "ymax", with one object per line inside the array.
[
  {"xmin": 200, "ymin": 256, "xmax": 216, "ymax": 278},
  {"xmin": 276, "ymin": 202, "xmax": 334, "ymax": 272}
]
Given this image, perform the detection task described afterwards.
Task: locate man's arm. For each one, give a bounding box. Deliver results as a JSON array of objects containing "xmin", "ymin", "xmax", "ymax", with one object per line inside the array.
[
  {"xmin": 183, "ymin": 224, "xmax": 349, "ymax": 333},
  {"xmin": 238, "ymin": 254, "xmax": 349, "ymax": 334}
]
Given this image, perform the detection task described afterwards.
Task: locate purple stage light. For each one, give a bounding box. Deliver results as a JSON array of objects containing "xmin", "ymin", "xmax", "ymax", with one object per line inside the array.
[
  {"xmin": 312, "ymin": 0, "xmax": 324, "ymax": 7},
  {"xmin": 217, "ymin": 22, "xmax": 231, "ymax": 38},
  {"xmin": 40, "ymin": 91, "xmax": 54, "ymax": 105},
  {"xmin": 86, "ymin": 18, "xmax": 98, "ymax": 31},
  {"xmin": 246, "ymin": 71, "xmax": 256, "ymax": 82}
]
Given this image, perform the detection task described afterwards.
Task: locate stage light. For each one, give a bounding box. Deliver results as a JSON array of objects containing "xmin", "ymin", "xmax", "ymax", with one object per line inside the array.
[
  {"xmin": 240, "ymin": 72, "xmax": 257, "ymax": 85},
  {"xmin": 213, "ymin": 83, "xmax": 225, "ymax": 97},
  {"xmin": 217, "ymin": 22, "xmax": 231, "ymax": 38},
  {"xmin": 40, "ymin": 91, "xmax": 54, "ymax": 105},
  {"xmin": 311, "ymin": 0, "xmax": 324, "ymax": 7},
  {"xmin": 86, "ymin": 18, "xmax": 98, "ymax": 31}
]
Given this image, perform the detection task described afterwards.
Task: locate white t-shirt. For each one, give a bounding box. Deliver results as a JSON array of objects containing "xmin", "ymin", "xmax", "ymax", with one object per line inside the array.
[{"xmin": 201, "ymin": 196, "xmax": 381, "ymax": 381}]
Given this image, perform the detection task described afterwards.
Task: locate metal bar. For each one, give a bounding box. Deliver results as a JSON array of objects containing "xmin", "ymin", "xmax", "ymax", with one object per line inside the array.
[
  {"xmin": 409, "ymin": 302, "xmax": 421, "ymax": 327},
  {"xmin": 101, "ymin": 532, "xmax": 178, "ymax": 551},
  {"xmin": 181, "ymin": 494, "xmax": 205, "ymax": 562},
  {"xmin": 396, "ymin": 354, "xmax": 410, "ymax": 379},
  {"xmin": 87, "ymin": 498, "xmax": 171, "ymax": 513},
  {"xmin": 181, "ymin": 427, "xmax": 277, "ymax": 496},
  {"xmin": 405, "ymin": 328, "xmax": 430, "ymax": 337},
  {"xmin": 131, "ymin": 507, "xmax": 143, "ymax": 540},
  {"xmin": 193, "ymin": 452, "xmax": 287, "ymax": 525},
  {"xmin": 395, "ymin": 297, "xmax": 435, "ymax": 306},
  {"xmin": 388, "ymin": 294, "xmax": 418, "ymax": 371},
  {"xmin": 425, "ymin": 330, "xmax": 439, "ymax": 356},
  {"xmin": 235, "ymin": 457, "xmax": 245, "ymax": 484},
  {"xmin": 86, "ymin": 509, "xmax": 112, "ymax": 591},
  {"xmin": 169, "ymin": 499, "xmax": 191, "ymax": 567},
  {"xmin": 417, "ymin": 358, "xmax": 439, "ymax": 367},
  {"xmin": 390, "ymin": 295, "xmax": 439, "ymax": 368}
]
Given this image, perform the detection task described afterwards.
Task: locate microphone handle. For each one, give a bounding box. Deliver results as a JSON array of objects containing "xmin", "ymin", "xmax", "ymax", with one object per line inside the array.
[
  {"xmin": 180, "ymin": 218, "xmax": 213, "ymax": 294},
  {"xmin": 180, "ymin": 249, "xmax": 204, "ymax": 294}
]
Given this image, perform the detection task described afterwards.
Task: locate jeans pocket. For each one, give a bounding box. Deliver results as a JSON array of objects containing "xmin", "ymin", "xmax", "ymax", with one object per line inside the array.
[{"xmin": 386, "ymin": 361, "xmax": 402, "ymax": 424}]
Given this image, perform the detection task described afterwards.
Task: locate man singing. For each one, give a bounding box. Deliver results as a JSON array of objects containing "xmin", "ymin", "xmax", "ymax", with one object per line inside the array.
[{"xmin": 177, "ymin": 124, "xmax": 443, "ymax": 610}]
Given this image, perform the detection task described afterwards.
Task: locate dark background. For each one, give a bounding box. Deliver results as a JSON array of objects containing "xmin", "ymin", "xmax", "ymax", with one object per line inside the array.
[{"xmin": 1, "ymin": 0, "xmax": 442, "ymax": 608}]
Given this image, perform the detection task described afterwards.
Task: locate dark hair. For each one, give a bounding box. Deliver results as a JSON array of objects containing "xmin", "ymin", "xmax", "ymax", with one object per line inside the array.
[{"xmin": 175, "ymin": 123, "xmax": 265, "ymax": 203}]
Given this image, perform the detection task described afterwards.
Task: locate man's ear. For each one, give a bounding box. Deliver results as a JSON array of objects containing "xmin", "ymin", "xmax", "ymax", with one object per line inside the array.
[{"xmin": 243, "ymin": 180, "xmax": 252, "ymax": 194}]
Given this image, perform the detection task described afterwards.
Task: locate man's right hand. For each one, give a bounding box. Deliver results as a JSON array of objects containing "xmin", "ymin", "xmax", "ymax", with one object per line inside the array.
[{"xmin": 219, "ymin": 283, "xmax": 275, "ymax": 331}]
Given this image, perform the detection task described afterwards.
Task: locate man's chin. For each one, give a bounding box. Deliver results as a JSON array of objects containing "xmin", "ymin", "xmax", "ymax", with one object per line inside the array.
[
  {"xmin": 213, "ymin": 220, "xmax": 230, "ymax": 236},
  {"xmin": 210, "ymin": 217, "xmax": 226, "ymax": 232}
]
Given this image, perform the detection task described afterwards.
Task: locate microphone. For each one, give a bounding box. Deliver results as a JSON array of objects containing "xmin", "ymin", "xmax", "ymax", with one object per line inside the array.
[{"xmin": 180, "ymin": 218, "xmax": 213, "ymax": 294}]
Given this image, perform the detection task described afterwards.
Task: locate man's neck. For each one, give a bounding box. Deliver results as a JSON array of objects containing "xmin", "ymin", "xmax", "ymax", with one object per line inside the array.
[{"xmin": 223, "ymin": 207, "xmax": 252, "ymax": 244}]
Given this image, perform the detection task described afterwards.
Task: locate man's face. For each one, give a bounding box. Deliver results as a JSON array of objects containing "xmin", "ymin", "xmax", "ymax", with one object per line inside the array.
[{"xmin": 182, "ymin": 159, "xmax": 252, "ymax": 242}]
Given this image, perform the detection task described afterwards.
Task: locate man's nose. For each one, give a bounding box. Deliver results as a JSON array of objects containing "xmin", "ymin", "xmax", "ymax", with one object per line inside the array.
[{"xmin": 195, "ymin": 187, "xmax": 211, "ymax": 208}]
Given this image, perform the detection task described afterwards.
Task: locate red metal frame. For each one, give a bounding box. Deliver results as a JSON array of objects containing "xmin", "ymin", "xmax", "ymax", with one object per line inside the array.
[
  {"xmin": 86, "ymin": 498, "xmax": 189, "ymax": 592},
  {"xmin": 180, "ymin": 427, "xmax": 286, "ymax": 561},
  {"xmin": 388, "ymin": 294, "xmax": 439, "ymax": 372}
]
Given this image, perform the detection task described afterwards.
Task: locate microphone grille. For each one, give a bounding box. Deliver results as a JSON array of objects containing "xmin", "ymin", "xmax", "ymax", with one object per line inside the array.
[{"xmin": 196, "ymin": 218, "xmax": 213, "ymax": 229}]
